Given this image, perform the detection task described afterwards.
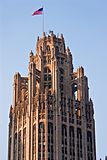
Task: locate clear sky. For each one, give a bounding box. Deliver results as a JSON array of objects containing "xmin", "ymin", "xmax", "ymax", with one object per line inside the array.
[{"xmin": 0, "ymin": 0, "xmax": 107, "ymax": 159}]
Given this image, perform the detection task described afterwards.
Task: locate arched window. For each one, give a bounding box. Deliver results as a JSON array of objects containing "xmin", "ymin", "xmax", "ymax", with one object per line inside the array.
[
  {"xmin": 47, "ymin": 45, "xmax": 50, "ymax": 52},
  {"xmin": 44, "ymin": 67, "xmax": 51, "ymax": 74},
  {"xmin": 38, "ymin": 122, "xmax": 45, "ymax": 160},
  {"xmin": 72, "ymin": 83, "xmax": 77, "ymax": 100}
]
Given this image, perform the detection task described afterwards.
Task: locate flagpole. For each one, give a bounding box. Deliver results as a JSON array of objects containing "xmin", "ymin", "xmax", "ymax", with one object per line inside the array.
[
  {"xmin": 32, "ymin": 6, "xmax": 44, "ymax": 33},
  {"xmin": 42, "ymin": 6, "xmax": 44, "ymax": 33}
]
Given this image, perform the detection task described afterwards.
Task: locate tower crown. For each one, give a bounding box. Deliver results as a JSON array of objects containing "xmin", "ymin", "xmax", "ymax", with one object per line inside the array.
[
  {"xmin": 36, "ymin": 31, "xmax": 66, "ymax": 56},
  {"xmin": 8, "ymin": 32, "xmax": 96, "ymax": 160}
]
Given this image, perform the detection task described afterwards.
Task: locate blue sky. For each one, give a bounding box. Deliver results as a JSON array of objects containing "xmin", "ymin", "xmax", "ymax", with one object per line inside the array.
[{"xmin": 0, "ymin": 0, "xmax": 107, "ymax": 159}]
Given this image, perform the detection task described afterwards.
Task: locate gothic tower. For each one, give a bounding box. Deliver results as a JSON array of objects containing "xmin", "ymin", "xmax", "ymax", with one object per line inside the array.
[{"xmin": 8, "ymin": 31, "xmax": 96, "ymax": 160}]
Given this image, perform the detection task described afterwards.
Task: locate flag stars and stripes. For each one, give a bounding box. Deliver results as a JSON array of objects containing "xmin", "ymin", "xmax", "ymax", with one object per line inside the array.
[{"xmin": 32, "ymin": 7, "xmax": 43, "ymax": 16}]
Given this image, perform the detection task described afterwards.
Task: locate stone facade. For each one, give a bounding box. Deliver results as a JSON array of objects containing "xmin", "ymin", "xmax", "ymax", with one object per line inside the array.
[{"xmin": 8, "ymin": 31, "xmax": 96, "ymax": 160}]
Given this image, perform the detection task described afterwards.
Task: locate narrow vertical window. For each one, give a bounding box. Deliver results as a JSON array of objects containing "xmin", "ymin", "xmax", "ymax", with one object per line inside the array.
[
  {"xmin": 77, "ymin": 128, "xmax": 82, "ymax": 159},
  {"xmin": 69, "ymin": 126, "xmax": 75, "ymax": 159},
  {"xmin": 62, "ymin": 124, "xmax": 67, "ymax": 159},
  {"xmin": 38, "ymin": 123, "xmax": 45, "ymax": 160},
  {"xmin": 18, "ymin": 131, "xmax": 21, "ymax": 160},
  {"xmin": 32, "ymin": 124, "xmax": 36, "ymax": 160},
  {"xmin": 48, "ymin": 122, "xmax": 53, "ymax": 160},
  {"xmin": 87, "ymin": 131, "xmax": 93, "ymax": 160},
  {"xmin": 23, "ymin": 128, "xmax": 26, "ymax": 160}
]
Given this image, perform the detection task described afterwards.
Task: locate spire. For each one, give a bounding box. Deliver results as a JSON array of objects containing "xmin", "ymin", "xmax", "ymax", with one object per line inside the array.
[
  {"xmin": 37, "ymin": 36, "xmax": 39, "ymax": 41},
  {"xmin": 29, "ymin": 50, "xmax": 34, "ymax": 62},
  {"xmin": 60, "ymin": 33, "xmax": 64, "ymax": 39},
  {"xmin": 30, "ymin": 50, "xmax": 33, "ymax": 56}
]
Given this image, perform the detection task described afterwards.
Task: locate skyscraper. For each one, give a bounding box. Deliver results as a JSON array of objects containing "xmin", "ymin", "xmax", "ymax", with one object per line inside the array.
[{"xmin": 8, "ymin": 31, "xmax": 96, "ymax": 160}]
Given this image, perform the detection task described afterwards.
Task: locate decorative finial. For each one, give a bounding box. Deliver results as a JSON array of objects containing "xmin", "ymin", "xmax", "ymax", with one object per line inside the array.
[
  {"xmin": 66, "ymin": 46, "xmax": 70, "ymax": 52},
  {"xmin": 37, "ymin": 36, "xmax": 39, "ymax": 41},
  {"xmin": 49, "ymin": 30, "xmax": 54, "ymax": 35},
  {"xmin": 60, "ymin": 33, "xmax": 64, "ymax": 39},
  {"xmin": 30, "ymin": 50, "xmax": 33, "ymax": 56}
]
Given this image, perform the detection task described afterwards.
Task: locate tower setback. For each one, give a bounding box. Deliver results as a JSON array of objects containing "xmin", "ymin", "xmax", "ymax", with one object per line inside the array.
[{"xmin": 8, "ymin": 31, "xmax": 96, "ymax": 160}]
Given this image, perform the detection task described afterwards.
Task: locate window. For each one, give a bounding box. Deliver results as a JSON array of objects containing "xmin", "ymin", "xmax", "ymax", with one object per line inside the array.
[
  {"xmin": 44, "ymin": 75, "xmax": 47, "ymax": 81},
  {"xmin": 23, "ymin": 128, "xmax": 26, "ymax": 160},
  {"xmin": 62, "ymin": 125, "xmax": 67, "ymax": 157},
  {"xmin": 87, "ymin": 131, "xmax": 93, "ymax": 160},
  {"xmin": 48, "ymin": 56, "xmax": 51, "ymax": 64},
  {"xmin": 60, "ymin": 76, "xmax": 63, "ymax": 82},
  {"xmin": 72, "ymin": 83, "xmax": 78, "ymax": 100},
  {"xmin": 32, "ymin": 125, "xmax": 36, "ymax": 160},
  {"xmin": 48, "ymin": 82, "xmax": 52, "ymax": 89},
  {"xmin": 61, "ymin": 58, "xmax": 64, "ymax": 65},
  {"xmin": 59, "ymin": 68, "xmax": 64, "ymax": 74},
  {"xmin": 43, "ymin": 56, "xmax": 47, "ymax": 64},
  {"xmin": 18, "ymin": 131, "xmax": 21, "ymax": 160},
  {"xmin": 47, "ymin": 45, "xmax": 50, "ymax": 52},
  {"xmin": 77, "ymin": 128, "xmax": 82, "ymax": 159},
  {"xmin": 38, "ymin": 123, "xmax": 45, "ymax": 159},
  {"xmin": 69, "ymin": 126, "xmax": 75, "ymax": 158},
  {"xmin": 48, "ymin": 75, "xmax": 51, "ymax": 81},
  {"xmin": 48, "ymin": 123, "xmax": 53, "ymax": 159},
  {"xmin": 60, "ymin": 84, "xmax": 63, "ymax": 91},
  {"xmin": 44, "ymin": 67, "xmax": 47, "ymax": 73},
  {"xmin": 44, "ymin": 67, "xmax": 52, "ymax": 90}
]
